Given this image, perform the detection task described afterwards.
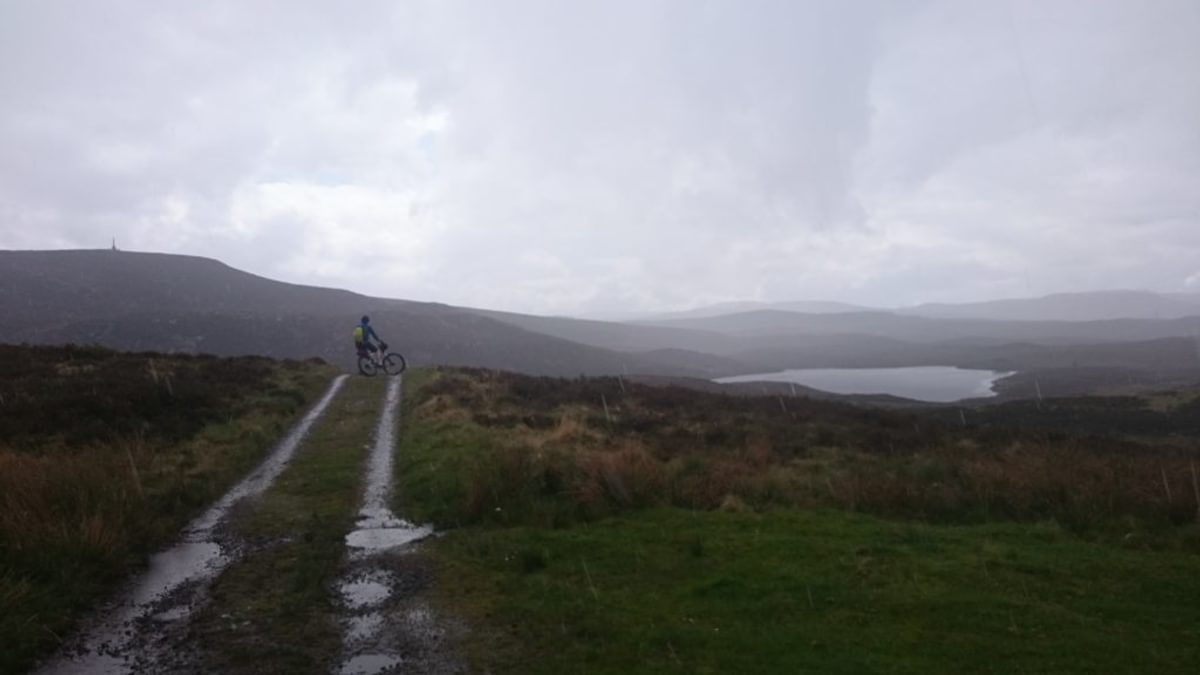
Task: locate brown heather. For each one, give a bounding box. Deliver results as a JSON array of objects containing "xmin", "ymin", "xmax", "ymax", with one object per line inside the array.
[
  {"xmin": 407, "ymin": 367, "xmax": 1200, "ymax": 544},
  {"xmin": 0, "ymin": 344, "xmax": 333, "ymax": 674}
]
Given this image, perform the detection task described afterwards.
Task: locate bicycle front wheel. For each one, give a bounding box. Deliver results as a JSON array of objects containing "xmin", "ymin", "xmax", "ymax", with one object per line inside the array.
[
  {"xmin": 382, "ymin": 352, "xmax": 406, "ymax": 376},
  {"xmin": 357, "ymin": 354, "xmax": 379, "ymax": 376}
]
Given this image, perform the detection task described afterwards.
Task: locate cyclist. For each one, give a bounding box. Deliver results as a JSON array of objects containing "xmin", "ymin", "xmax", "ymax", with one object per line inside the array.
[{"xmin": 352, "ymin": 315, "xmax": 387, "ymax": 360}]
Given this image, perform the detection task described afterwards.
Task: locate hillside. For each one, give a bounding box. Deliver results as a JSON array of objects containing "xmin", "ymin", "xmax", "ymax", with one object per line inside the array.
[
  {"xmin": 5, "ymin": 249, "xmax": 1199, "ymax": 390},
  {"xmin": 0, "ymin": 250, "xmax": 735, "ymax": 378},
  {"xmin": 470, "ymin": 307, "xmax": 739, "ymax": 354},
  {"xmin": 638, "ymin": 298, "xmax": 871, "ymax": 320},
  {"xmin": 467, "ymin": 305, "xmax": 1200, "ymax": 376},
  {"xmin": 0, "ymin": 249, "xmax": 432, "ymax": 324}
]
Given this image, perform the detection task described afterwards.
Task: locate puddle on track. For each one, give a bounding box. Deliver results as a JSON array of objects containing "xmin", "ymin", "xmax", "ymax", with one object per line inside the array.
[
  {"xmin": 152, "ymin": 606, "xmax": 190, "ymax": 622},
  {"xmin": 36, "ymin": 375, "xmax": 349, "ymax": 675},
  {"xmin": 347, "ymin": 613, "xmax": 385, "ymax": 642},
  {"xmin": 341, "ymin": 653, "xmax": 403, "ymax": 675},
  {"xmin": 345, "ymin": 524, "xmax": 433, "ymax": 552},
  {"xmin": 340, "ymin": 571, "xmax": 396, "ymax": 610},
  {"xmin": 344, "ymin": 376, "xmax": 431, "ymax": 556},
  {"xmin": 346, "ymin": 504, "xmax": 432, "ymax": 554},
  {"xmin": 336, "ymin": 376, "xmax": 439, "ymax": 675},
  {"xmin": 130, "ymin": 541, "xmax": 226, "ymax": 606}
]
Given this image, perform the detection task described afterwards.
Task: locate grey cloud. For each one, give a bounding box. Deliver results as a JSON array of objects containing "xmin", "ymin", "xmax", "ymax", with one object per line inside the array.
[{"xmin": 1, "ymin": 1, "xmax": 1197, "ymax": 314}]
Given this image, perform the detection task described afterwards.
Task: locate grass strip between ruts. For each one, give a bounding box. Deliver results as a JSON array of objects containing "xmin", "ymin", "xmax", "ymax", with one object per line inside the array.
[{"xmin": 190, "ymin": 376, "xmax": 386, "ymax": 674}]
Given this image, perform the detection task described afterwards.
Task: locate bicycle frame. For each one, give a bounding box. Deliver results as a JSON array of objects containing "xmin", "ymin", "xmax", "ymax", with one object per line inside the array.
[{"xmin": 356, "ymin": 343, "xmax": 404, "ymax": 376}]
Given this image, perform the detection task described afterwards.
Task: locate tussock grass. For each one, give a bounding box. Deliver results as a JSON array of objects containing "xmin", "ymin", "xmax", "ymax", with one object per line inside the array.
[
  {"xmin": 398, "ymin": 368, "xmax": 1200, "ymax": 546},
  {"xmin": 397, "ymin": 368, "xmax": 1200, "ymax": 673},
  {"xmin": 0, "ymin": 344, "xmax": 334, "ymax": 674}
]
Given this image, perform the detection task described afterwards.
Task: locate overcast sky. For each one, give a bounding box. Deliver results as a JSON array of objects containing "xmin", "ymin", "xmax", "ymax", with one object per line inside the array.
[{"xmin": 2, "ymin": 0, "xmax": 1198, "ymax": 315}]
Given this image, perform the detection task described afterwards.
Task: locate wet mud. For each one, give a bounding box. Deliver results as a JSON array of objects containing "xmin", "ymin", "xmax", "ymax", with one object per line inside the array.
[
  {"xmin": 35, "ymin": 375, "xmax": 349, "ymax": 675},
  {"xmin": 334, "ymin": 377, "xmax": 463, "ymax": 675}
]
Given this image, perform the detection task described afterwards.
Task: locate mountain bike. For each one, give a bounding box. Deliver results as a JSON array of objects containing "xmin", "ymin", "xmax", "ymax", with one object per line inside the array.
[{"xmin": 357, "ymin": 342, "xmax": 406, "ymax": 376}]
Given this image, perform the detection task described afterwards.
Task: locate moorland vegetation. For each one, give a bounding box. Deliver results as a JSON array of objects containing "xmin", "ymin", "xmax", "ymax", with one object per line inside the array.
[{"xmin": 0, "ymin": 344, "xmax": 333, "ymax": 673}]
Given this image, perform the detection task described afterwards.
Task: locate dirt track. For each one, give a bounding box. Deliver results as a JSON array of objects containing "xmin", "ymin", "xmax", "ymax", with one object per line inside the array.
[
  {"xmin": 331, "ymin": 377, "xmax": 460, "ymax": 674},
  {"xmin": 34, "ymin": 374, "xmax": 460, "ymax": 675}
]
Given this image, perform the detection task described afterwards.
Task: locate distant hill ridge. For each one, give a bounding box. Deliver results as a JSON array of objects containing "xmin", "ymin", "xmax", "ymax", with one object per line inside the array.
[
  {"xmin": 0, "ymin": 249, "xmax": 425, "ymax": 323},
  {"xmin": 0, "ymin": 249, "xmax": 730, "ymax": 377},
  {"xmin": 902, "ymin": 290, "xmax": 1200, "ymax": 322},
  {"xmin": 2, "ymin": 249, "xmax": 1198, "ymax": 381},
  {"xmin": 654, "ymin": 289, "xmax": 1200, "ymax": 323}
]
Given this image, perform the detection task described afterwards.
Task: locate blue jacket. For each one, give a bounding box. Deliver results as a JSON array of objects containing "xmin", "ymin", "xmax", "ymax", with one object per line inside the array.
[{"xmin": 354, "ymin": 321, "xmax": 381, "ymax": 345}]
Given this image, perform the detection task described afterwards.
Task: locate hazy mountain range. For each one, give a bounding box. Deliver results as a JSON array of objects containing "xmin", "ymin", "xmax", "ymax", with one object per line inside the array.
[
  {"xmin": 3, "ymin": 250, "xmax": 1199, "ymax": 388},
  {"xmin": 634, "ymin": 290, "xmax": 1200, "ymax": 323}
]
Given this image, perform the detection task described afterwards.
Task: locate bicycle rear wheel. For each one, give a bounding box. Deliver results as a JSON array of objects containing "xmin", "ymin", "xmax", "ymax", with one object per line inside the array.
[
  {"xmin": 382, "ymin": 352, "xmax": 406, "ymax": 375},
  {"xmin": 357, "ymin": 354, "xmax": 379, "ymax": 376}
]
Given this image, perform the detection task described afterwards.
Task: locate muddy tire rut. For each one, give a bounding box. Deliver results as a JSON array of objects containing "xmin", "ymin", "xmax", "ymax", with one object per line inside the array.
[
  {"xmin": 36, "ymin": 375, "xmax": 348, "ymax": 675},
  {"xmin": 333, "ymin": 376, "xmax": 462, "ymax": 675},
  {"xmin": 33, "ymin": 374, "xmax": 463, "ymax": 674}
]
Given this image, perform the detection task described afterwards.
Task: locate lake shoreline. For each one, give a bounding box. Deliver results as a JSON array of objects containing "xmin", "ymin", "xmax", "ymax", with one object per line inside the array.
[{"xmin": 715, "ymin": 366, "xmax": 1016, "ymax": 403}]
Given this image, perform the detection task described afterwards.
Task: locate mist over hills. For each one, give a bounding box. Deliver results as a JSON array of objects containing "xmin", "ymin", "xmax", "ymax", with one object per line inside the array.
[
  {"xmin": 637, "ymin": 309, "xmax": 1200, "ymax": 346},
  {"xmin": 3, "ymin": 249, "xmax": 1199, "ymax": 388},
  {"xmin": 637, "ymin": 299, "xmax": 870, "ymax": 321},
  {"xmin": 639, "ymin": 290, "xmax": 1200, "ymax": 324},
  {"xmin": 902, "ymin": 290, "xmax": 1200, "ymax": 322}
]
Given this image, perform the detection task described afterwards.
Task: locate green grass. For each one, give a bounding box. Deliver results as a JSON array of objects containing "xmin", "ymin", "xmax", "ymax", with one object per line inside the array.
[
  {"xmin": 190, "ymin": 376, "xmax": 385, "ymax": 674},
  {"xmin": 0, "ymin": 346, "xmax": 336, "ymax": 675},
  {"xmin": 428, "ymin": 509, "xmax": 1200, "ymax": 674},
  {"xmin": 393, "ymin": 367, "xmax": 1200, "ymax": 673}
]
